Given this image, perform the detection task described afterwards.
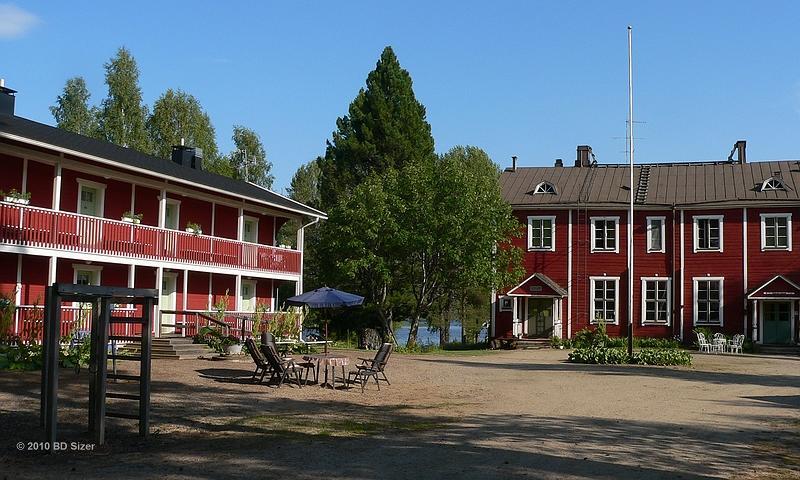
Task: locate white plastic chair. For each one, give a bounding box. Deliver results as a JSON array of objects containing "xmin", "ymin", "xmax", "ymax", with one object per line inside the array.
[
  {"xmin": 696, "ymin": 332, "xmax": 712, "ymax": 353},
  {"xmin": 711, "ymin": 333, "xmax": 726, "ymax": 354},
  {"xmin": 728, "ymin": 334, "xmax": 744, "ymax": 354}
]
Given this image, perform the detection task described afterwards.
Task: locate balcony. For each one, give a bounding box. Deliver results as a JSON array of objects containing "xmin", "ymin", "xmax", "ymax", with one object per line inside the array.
[{"xmin": 0, "ymin": 202, "xmax": 300, "ymax": 276}]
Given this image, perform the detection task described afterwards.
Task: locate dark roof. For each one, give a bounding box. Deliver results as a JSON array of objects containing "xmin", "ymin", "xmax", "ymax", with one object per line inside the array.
[
  {"xmin": 0, "ymin": 114, "xmax": 326, "ymax": 219},
  {"xmin": 501, "ymin": 160, "xmax": 800, "ymax": 208}
]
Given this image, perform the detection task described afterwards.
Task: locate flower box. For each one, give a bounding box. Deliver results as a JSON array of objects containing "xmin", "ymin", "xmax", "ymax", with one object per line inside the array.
[
  {"xmin": 121, "ymin": 216, "xmax": 141, "ymax": 224},
  {"xmin": 185, "ymin": 227, "xmax": 202, "ymax": 235},
  {"xmin": 3, "ymin": 196, "xmax": 29, "ymax": 205}
]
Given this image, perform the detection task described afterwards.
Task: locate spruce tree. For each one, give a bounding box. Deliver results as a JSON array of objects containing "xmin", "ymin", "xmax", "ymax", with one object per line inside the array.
[
  {"xmin": 97, "ymin": 47, "xmax": 150, "ymax": 153},
  {"xmin": 319, "ymin": 46, "xmax": 435, "ymax": 208},
  {"xmin": 49, "ymin": 77, "xmax": 98, "ymax": 137}
]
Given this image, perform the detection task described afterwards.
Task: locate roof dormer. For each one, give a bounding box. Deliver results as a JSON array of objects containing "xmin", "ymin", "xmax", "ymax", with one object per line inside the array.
[
  {"xmin": 760, "ymin": 176, "xmax": 787, "ymax": 192},
  {"xmin": 532, "ymin": 181, "xmax": 557, "ymax": 195}
]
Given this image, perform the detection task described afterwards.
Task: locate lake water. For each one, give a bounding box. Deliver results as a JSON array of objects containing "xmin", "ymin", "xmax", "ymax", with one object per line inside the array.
[{"xmin": 393, "ymin": 321, "xmax": 487, "ymax": 346}]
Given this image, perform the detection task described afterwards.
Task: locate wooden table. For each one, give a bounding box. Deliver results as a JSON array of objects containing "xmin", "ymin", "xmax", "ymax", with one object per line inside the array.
[{"xmin": 303, "ymin": 354, "xmax": 350, "ymax": 390}]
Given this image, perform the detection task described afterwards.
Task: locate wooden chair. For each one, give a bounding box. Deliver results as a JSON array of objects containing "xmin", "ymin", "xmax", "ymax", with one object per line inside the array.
[
  {"xmin": 262, "ymin": 343, "xmax": 311, "ymax": 388},
  {"xmin": 245, "ymin": 338, "xmax": 272, "ymax": 384},
  {"xmin": 348, "ymin": 343, "xmax": 393, "ymax": 392}
]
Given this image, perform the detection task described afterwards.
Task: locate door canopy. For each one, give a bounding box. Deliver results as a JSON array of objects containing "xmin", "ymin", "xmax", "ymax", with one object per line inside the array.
[
  {"xmin": 506, "ymin": 273, "xmax": 567, "ymax": 298},
  {"xmin": 747, "ymin": 275, "xmax": 800, "ymax": 300}
]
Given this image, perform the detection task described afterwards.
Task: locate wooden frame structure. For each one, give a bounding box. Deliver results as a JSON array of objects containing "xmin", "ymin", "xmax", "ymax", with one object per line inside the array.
[{"xmin": 40, "ymin": 283, "xmax": 158, "ymax": 449}]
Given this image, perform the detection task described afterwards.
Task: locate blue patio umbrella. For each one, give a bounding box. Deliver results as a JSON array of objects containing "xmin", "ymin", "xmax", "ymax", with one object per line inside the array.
[{"xmin": 285, "ymin": 287, "xmax": 364, "ymax": 353}]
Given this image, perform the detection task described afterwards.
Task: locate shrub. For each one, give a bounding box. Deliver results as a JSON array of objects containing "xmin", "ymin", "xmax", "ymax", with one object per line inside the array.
[
  {"xmin": 0, "ymin": 342, "xmax": 43, "ymax": 370},
  {"xmin": 568, "ymin": 347, "xmax": 629, "ymax": 364},
  {"xmin": 632, "ymin": 348, "xmax": 692, "ymax": 366},
  {"xmin": 635, "ymin": 337, "xmax": 681, "ymax": 349}
]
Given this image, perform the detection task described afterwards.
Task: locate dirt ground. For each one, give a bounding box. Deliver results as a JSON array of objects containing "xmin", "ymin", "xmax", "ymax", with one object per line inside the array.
[{"xmin": 1, "ymin": 349, "xmax": 799, "ymax": 480}]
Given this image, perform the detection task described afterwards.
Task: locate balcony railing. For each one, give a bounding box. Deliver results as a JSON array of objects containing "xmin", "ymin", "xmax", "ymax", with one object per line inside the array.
[{"xmin": 0, "ymin": 202, "xmax": 300, "ymax": 275}]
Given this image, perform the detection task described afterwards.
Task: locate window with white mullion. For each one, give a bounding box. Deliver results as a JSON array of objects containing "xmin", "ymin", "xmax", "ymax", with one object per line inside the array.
[
  {"xmin": 590, "ymin": 277, "xmax": 618, "ymax": 324},
  {"xmin": 642, "ymin": 278, "xmax": 670, "ymax": 325},
  {"xmin": 694, "ymin": 278, "xmax": 723, "ymax": 326},
  {"xmin": 527, "ymin": 216, "xmax": 555, "ymax": 251},
  {"xmin": 761, "ymin": 214, "xmax": 791, "ymax": 251},
  {"xmin": 591, "ymin": 217, "xmax": 619, "ymax": 253},
  {"xmin": 694, "ymin": 216, "xmax": 723, "ymax": 252}
]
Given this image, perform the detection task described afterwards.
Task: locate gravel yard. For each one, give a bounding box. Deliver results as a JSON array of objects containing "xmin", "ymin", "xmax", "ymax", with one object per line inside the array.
[{"xmin": 1, "ymin": 349, "xmax": 799, "ymax": 479}]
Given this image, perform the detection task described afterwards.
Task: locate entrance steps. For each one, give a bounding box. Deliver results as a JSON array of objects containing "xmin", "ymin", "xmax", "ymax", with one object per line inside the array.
[
  {"xmin": 755, "ymin": 345, "xmax": 800, "ymax": 356},
  {"xmin": 118, "ymin": 334, "xmax": 216, "ymax": 360}
]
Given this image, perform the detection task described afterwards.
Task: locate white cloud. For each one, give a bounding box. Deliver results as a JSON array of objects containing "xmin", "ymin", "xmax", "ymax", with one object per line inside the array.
[{"xmin": 0, "ymin": 4, "xmax": 39, "ymax": 39}]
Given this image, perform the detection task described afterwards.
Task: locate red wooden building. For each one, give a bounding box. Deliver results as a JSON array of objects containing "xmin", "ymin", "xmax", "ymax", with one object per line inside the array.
[
  {"xmin": 493, "ymin": 143, "xmax": 799, "ymax": 346},
  {"xmin": 0, "ymin": 84, "xmax": 326, "ymax": 339}
]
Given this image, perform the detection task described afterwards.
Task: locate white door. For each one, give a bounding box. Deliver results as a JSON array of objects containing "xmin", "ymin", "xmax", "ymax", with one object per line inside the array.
[
  {"xmin": 160, "ymin": 274, "xmax": 177, "ymax": 334},
  {"xmin": 165, "ymin": 201, "xmax": 179, "ymax": 230},
  {"xmin": 243, "ymin": 219, "xmax": 258, "ymax": 243},
  {"xmin": 241, "ymin": 280, "xmax": 256, "ymax": 312},
  {"xmin": 79, "ymin": 186, "xmax": 100, "ymax": 217}
]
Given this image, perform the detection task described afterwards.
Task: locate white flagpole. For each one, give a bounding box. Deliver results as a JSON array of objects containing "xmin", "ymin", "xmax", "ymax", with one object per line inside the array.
[{"xmin": 627, "ymin": 25, "xmax": 635, "ymax": 357}]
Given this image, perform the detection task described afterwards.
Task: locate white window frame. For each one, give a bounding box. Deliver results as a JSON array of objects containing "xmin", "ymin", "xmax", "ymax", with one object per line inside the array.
[
  {"xmin": 527, "ymin": 215, "xmax": 556, "ymax": 251},
  {"xmin": 760, "ymin": 177, "xmax": 786, "ymax": 192},
  {"xmin": 242, "ymin": 215, "xmax": 260, "ymax": 244},
  {"xmin": 693, "ymin": 277, "xmax": 724, "ymax": 326},
  {"xmin": 498, "ymin": 296, "xmax": 515, "ymax": 312},
  {"xmin": 646, "ymin": 216, "xmax": 666, "ymax": 253},
  {"xmin": 693, "ymin": 215, "xmax": 724, "ymax": 253},
  {"xmin": 590, "ymin": 216, "xmax": 620, "ymax": 253},
  {"xmin": 240, "ymin": 279, "xmax": 257, "ymax": 313},
  {"xmin": 533, "ymin": 181, "xmax": 557, "ymax": 194},
  {"xmin": 760, "ymin": 213, "xmax": 792, "ymax": 252},
  {"xmin": 164, "ymin": 198, "xmax": 181, "ymax": 230},
  {"xmin": 76, "ymin": 178, "xmax": 107, "ymax": 218},
  {"xmin": 640, "ymin": 277, "xmax": 671, "ymax": 325},
  {"xmin": 590, "ymin": 276, "xmax": 619, "ymax": 325}
]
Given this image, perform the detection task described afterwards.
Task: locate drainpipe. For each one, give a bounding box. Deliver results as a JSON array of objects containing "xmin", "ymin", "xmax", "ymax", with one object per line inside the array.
[{"xmin": 297, "ymin": 217, "xmax": 320, "ymax": 342}]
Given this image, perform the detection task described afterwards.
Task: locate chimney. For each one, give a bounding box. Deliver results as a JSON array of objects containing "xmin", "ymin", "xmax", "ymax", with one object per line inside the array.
[
  {"xmin": 554, "ymin": 158, "xmax": 563, "ymax": 167},
  {"xmin": 727, "ymin": 140, "xmax": 746, "ymax": 164},
  {"xmin": 171, "ymin": 145, "xmax": 203, "ymax": 170},
  {"xmin": 0, "ymin": 80, "xmax": 16, "ymax": 116},
  {"xmin": 511, "ymin": 155, "xmax": 517, "ymax": 172},
  {"xmin": 575, "ymin": 145, "xmax": 592, "ymax": 167}
]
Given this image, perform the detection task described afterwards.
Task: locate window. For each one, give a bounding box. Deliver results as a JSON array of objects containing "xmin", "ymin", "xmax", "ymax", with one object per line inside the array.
[
  {"xmin": 642, "ymin": 278, "xmax": 671, "ymax": 325},
  {"xmin": 694, "ymin": 278, "xmax": 723, "ymax": 326},
  {"xmin": 760, "ymin": 177, "xmax": 786, "ymax": 192},
  {"xmin": 533, "ymin": 182, "xmax": 556, "ymax": 194},
  {"xmin": 761, "ymin": 213, "xmax": 792, "ymax": 251},
  {"xmin": 694, "ymin": 215, "xmax": 723, "ymax": 252},
  {"xmin": 164, "ymin": 199, "xmax": 180, "ymax": 230},
  {"xmin": 527, "ymin": 216, "xmax": 555, "ymax": 251},
  {"xmin": 590, "ymin": 277, "xmax": 618, "ymax": 324},
  {"xmin": 647, "ymin": 217, "xmax": 665, "ymax": 253},
  {"xmin": 241, "ymin": 280, "xmax": 256, "ymax": 312},
  {"xmin": 591, "ymin": 217, "xmax": 619, "ymax": 253},
  {"xmin": 243, "ymin": 217, "xmax": 259, "ymax": 243},
  {"xmin": 77, "ymin": 179, "xmax": 106, "ymax": 217}
]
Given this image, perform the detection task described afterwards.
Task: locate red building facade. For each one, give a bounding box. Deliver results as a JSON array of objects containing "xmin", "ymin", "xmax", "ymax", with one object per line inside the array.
[
  {"xmin": 493, "ymin": 144, "xmax": 800, "ymax": 346},
  {"xmin": 0, "ymin": 85, "xmax": 325, "ymax": 339}
]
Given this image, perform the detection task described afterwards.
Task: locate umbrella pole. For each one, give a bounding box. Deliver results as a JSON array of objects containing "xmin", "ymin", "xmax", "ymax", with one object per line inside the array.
[{"xmin": 324, "ymin": 319, "xmax": 328, "ymax": 354}]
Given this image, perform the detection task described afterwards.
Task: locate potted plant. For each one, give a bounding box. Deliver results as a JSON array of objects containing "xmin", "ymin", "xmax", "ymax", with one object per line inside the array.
[
  {"xmin": 121, "ymin": 211, "xmax": 143, "ymax": 224},
  {"xmin": 185, "ymin": 222, "xmax": 202, "ymax": 235},
  {"xmin": 222, "ymin": 335, "xmax": 243, "ymax": 355},
  {"xmin": 1, "ymin": 189, "xmax": 31, "ymax": 205}
]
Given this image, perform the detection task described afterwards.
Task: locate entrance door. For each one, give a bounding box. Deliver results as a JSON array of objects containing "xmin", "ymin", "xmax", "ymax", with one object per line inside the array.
[
  {"xmin": 763, "ymin": 301, "xmax": 792, "ymax": 344},
  {"xmin": 160, "ymin": 273, "xmax": 177, "ymax": 334},
  {"xmin": 526, "ymin": 298, "xmax": 554, "ymax": 338}
]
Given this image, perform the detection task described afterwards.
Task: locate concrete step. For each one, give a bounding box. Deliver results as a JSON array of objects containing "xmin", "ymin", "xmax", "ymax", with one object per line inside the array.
[{"xmin": 756, "ymin": 345, "xmax": 800, "ymax": 356}]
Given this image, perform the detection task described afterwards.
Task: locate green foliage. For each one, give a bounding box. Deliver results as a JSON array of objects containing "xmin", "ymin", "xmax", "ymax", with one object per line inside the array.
[
  {"xmin": 50, "ymin": 77, "xmax": 99, "ymax": 137},
  {"xmin": 568, "ymin": 346, "xmax": 630, "ymax": 364},
  {"xmin": 146, "ymin": 88, "xmax": 219, "ymax": 162},
  {"xmin": 0, "ymin": 342, "xmax": 43, "ymax": 370},
  {"xmin": 631, "ymin": 349, "xmax": 692, "ymax": 366},
  {"xmin": 268, "ymin": 308, "xmax": 301, "ymax": 340},
  {"xmin": 692, "ymin": 327, "xmax": 714, "ymax": 347},
  {"xmin": 59, "ymin": 332, "xmax": 91, "ymax": 371},
  {"xmin": 0, "ymin": 189, "xmax": 31, "ymax": 201},
  {"xmin": 0, "ymin": 289, "xmax": 15, "ymax": 338},
  {"xmin": 97, "ymin": 47, "xmax": 151, "ymax": 153},
  {"xmin": 211, "ymin": 290, "xmax": 230, "ymax": 321},
  {"xmin": 277, "ymin": 157, "xmax": 323, "ymax": 248},
  {"xmin": 636, "ymin": 337, "xmax": 681, "ymax": 349},
  {"xmin": 225, "ymin": 125, "xmax": 273, "ymax": 188},
  {"xmin": 319, "ymin": 46, "xmax": 435, "ymax": 209},
  {"xmin": 193, "ymin": 326, "xmax": 239, "ymax": 354}
]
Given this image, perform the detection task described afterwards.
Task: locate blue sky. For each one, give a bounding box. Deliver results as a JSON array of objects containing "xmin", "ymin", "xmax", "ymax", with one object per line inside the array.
[{"xmin": 2, "ymin": 1, "xmax": 799, "ymax": 193}]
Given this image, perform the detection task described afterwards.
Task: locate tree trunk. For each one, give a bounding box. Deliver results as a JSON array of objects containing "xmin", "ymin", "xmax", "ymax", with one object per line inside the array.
[
  {"xmin": 406, "ymin": 316, "xmax": 421, "ymax": 348},
  {"xmin": 439, "ymin": 319, "xmax": 450, "ymax": 346}
]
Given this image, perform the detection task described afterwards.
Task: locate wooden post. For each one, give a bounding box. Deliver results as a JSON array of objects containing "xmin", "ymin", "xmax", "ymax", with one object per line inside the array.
[
  {"xmin": 88, "ymin": 299, "xmax": 100, "ymax": 435},
  {"xmin": 139, "ymin": 297, "xmax": 153, "ymax": 437},
  {"xmin": 39, "ymin": 285, "xmax": 53, "ymax": 427},
  {"xmin": 43, "ymin": 285, "xmax": 60, "ymax": 451}
]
